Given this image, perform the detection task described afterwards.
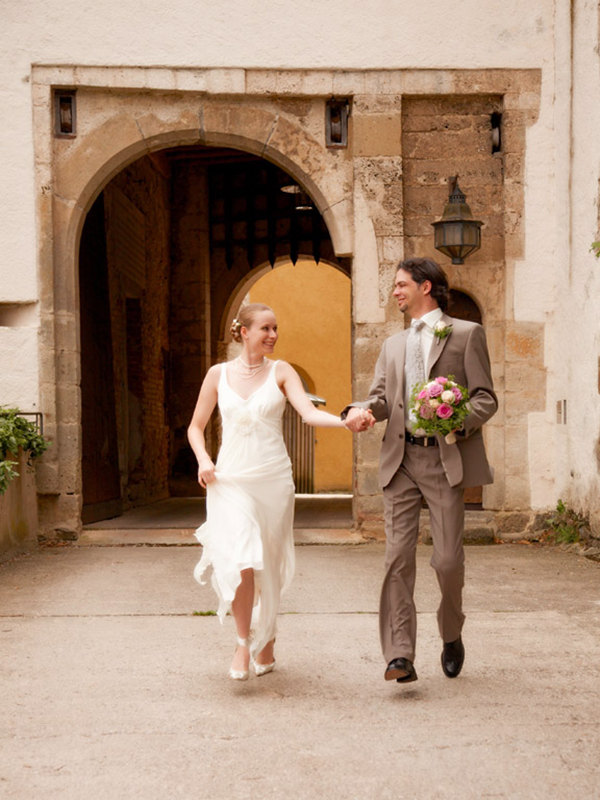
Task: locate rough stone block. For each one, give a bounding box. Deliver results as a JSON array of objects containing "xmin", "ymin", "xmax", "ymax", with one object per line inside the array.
[
  {"xmin": 353, "ymin": 95, "xmax": 402, "ymax": 115},
  {"xmin": 403, "ymin": 94, "xmax": 498, "ymax": 117},
  {"xmin": 38, "ymin": 491, "xmax": 82, "ymax": 538},
  {"xmin": 500, "ymin": 114, "xmax": 527, "ymax": 154},
  {"xmin": 245, "ymin": 70, "xmax": 278, "ymax": 95},
  {"xmin": 35, "ymin": 459, "xmax": 59, "ymax": 496},
  {"xmin": 529, "ymin": 511, "xmax": 552, "ymax": 532},
  {"xmin": 404, "ymin": 129, "xmax": 492, "ymax": 161},
  {"xmin": 206, "ymin": 69, "xmax": 245, "ymax": 94},
  {"xmin": 355, "ymin": 493, "xmax": 384, "ymax": 531},
  {"xmin": 506, "ymin": 325, "xmax": 543, "ymax": 362},
  {"xmin": 504, "ymin": 362, "xmax": 545, "ymax": 397},
  {"xmin": 503, "ymin": 91, "xmax": 542, "ymax": 111},
  {"xmin": 173, "ymin": 70, "xmax": 209, "ymax": 93},
  {"xmin": 356, "ymin": 431, "xmax": 384, "ymax": 464},
  {"xmin": 380, "ymin": 236, "xmax": 403, "ymax": 263},
  {"xmin": 353, "ymin": 114, "xmax": 402, "ymax": 157},
  {"xmin": 297, "ymin": 71, "xmax": 334, "ymax": 96},
  {"xmin": 33, "ymin": 65, "xmax": 75, "ymax": 86},
  {"xmin": 354, "ymin": 156, "xmax": 403, "ymax": 186},
  {"xmin": 136, "ymin": 107, "xmax": 201, "ymax": 146},
  {"xmin": 363, "ymin": 71, "xmax": 404, "ymax": 95},
  {"xmin": 332, "ymin": 72, "xmax": 367, "ymax": 96},
  {"xmin": 202, "ymin": 102, "xmax": 275, "ymax": 151},
  {"xmin": 494, "ymin": 512, "xmax": 531, "ymax": 533},
  {"xmin": 142, "ymin": 68, "xmax": 178, "ymax": 91},
  {"xmin": 401, "ymin": 70, "xmax": 456, "ymax": 95},
  {"xmin": 274, "ymin": 71, "xmax": 305, "ymax": 95},
  {"xmin": 54, "ymin": 114, "xmax": 144, "ymax": 205},
  {"xmin": 356, "ymin": 468, "xmax": 382, "ymax": 496},
  {"xmin": 502, "ymin": 153, "xmax": 524, "ymax": 181}
]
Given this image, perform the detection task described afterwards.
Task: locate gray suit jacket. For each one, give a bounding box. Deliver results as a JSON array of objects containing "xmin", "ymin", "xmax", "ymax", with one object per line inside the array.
[{"xmin": 344, "ymin": 313, "xmax": 498, "ymax": 489}]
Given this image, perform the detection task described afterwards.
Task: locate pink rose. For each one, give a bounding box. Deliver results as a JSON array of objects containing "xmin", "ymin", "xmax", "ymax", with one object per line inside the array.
[
  {"xmin": 436, "ymin": 403, "xmax": 454, "ymax": 420},
  {"xmin": 418, "ymin": 389, "xmax": 429, "ymax": 400},
  {"xmin": 435, "ymin": 376, "xmax": 448, "ymax": 385},
  {"xmin": 419, "ymin": 405, "xmax": 434, "ymax": 419},
  {"xmin": 428, "ymin": 383, "xmax": 443, "ymax": 398},
  {"xmin": 452, "ymin": 387, "xmax": 463, "ymax": 403}
]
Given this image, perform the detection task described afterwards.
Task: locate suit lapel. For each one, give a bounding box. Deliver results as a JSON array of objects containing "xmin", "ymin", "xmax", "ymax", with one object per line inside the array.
[
  {"xmin": 395, "ymin": 329, "xmax": 408, "ymax": 391},
  {"xmin": 427, "ymin": 312, "xmax": 453, "ymax": 376}
]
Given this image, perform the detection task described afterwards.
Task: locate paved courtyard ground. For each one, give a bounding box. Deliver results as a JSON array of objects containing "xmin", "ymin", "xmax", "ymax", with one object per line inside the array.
[{"xmin": 1, "ymin": 540, "xmax": 599, "ymax": 799}]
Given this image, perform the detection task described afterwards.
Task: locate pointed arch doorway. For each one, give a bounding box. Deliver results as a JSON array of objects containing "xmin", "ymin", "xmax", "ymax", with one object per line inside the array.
[
  {"xmin": 78, "ymin": 143, "xmax": 352, "ymax": 526},
  {"xmin": 447, "ymin": 289, "xmax": 484, "ymax": 508}
]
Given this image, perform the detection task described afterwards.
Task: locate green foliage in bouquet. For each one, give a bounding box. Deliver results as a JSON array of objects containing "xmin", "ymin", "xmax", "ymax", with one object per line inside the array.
[
  {"xmin": 0, "ymin": 408, "xmax": 51, "ymax": 495},
  {"xmin": 409, "ymin": 376, "xmax": 471, "ymax": 443}
]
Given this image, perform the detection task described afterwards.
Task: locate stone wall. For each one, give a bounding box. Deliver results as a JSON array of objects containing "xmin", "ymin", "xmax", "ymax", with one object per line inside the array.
[
  {"xmin": 169, "ymin": 163, "xmax": 213, "ymax": 493},
  {"xmin": 351, "ymin": 80, "xmax": 544, "ymax": 533},
  {"xmin": 27, "ymin": 67, "xmax": 544, "ymax": 537},
  {"xmin": 0, "ymin": 450, "xmax": 39, "ymax": 560},
  {"xmin": 104, "ymin": 155, "xmax": 171, "ymax": 508}
]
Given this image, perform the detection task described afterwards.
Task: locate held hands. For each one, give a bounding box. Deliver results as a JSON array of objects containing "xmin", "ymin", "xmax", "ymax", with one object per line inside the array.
[
  {"xmin": 197, "ymin": 457, "xmax": 216, "ymax": 488},
  {"xmin": 344, "ymin": 407, "xmax": 376, "ymax": 433}
]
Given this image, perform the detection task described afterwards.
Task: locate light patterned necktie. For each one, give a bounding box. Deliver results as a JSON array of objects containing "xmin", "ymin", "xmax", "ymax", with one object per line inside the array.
[{"xmin": 405, "ymin": 319, "xmax": 426, "ymax": 430}]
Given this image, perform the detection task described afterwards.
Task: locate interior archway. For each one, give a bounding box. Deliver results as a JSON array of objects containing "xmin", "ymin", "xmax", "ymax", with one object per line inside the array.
[
  {"xmin": 248, "ymin": 258, "xmax": 352, "ymax": 493},
  {"xmin": 78, "ymin": 143, "xmax": 347, "ymax": 522}
]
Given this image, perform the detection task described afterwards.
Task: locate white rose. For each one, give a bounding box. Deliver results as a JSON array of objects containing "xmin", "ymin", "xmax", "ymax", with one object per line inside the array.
[
  {"xmin": 441, "ymin": 390, "xmax": 456, "ymax": 404},
  {"xmin": 429, "ymin": 399, "xmax": 440, "ymax": 409},
  {"xmin": 232, "ymin": 410, "xmax": 259, "ymax": 435}
]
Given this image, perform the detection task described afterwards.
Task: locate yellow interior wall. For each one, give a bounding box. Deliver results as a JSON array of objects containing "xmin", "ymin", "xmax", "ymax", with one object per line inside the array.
[{"xmin": 249, "ymin": 259, "xmax": 352, "ymax": 492}]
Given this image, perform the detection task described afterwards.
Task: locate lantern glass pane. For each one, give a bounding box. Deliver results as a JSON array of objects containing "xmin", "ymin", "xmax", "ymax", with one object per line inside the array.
[{"xmin": 462, "ymin": 223, "xmax": 480, "ymax": 246}]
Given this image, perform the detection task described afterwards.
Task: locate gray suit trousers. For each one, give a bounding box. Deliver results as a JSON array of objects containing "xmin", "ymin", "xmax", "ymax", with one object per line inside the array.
[{"xmin": 380, "ymin": 441, "xmax": 466, "ymax": 664}]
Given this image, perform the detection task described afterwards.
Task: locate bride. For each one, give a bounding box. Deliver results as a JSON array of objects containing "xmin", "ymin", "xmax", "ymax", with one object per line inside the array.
[{"xmin": 188, "ymin": 303, "xmax": 348, "ymax": 680}]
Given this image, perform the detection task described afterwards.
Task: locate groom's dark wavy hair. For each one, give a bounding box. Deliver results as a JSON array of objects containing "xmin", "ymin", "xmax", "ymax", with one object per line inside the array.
[{"xmin": 397, "ymin": 258, "xmax": 449, "ymax": 312}]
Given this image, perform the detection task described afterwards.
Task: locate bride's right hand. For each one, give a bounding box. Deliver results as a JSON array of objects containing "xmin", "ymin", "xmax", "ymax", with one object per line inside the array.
[{"xmin": 197, "ymin": 458, "xmax": 216, "ymax": 488}]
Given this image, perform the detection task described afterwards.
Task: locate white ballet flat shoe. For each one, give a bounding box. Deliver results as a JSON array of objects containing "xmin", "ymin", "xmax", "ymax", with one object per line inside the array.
[
  {"xmin": 229, "ymin": 635, "xmax": 250, "ymax": 681},
  {"xmin": 253, "ymin": 660, "xmax": 275, "ymax": 677}
]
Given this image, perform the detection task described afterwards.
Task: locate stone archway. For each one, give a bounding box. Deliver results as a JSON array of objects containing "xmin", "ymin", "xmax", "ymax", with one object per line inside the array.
[
  {"xmin": 39, "ymin": 90, "xmax": 357, "ymax": 533},
  {"xmin": 32, "ymin": 65, "xmax": 544, "ymax": 539}
]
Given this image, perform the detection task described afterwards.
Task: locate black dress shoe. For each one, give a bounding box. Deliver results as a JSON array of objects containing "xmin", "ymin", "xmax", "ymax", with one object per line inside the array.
[
  {"xmin": 441, "ymin": 637, "xmax": 465, "ymax": 678},
  {"xmin": 384, "ymin": 657, "xmax": 418, "ymax": 683}
]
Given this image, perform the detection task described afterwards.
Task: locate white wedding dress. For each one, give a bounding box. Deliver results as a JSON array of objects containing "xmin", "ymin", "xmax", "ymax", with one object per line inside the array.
[{"xmin": 193, "ymin": 360, "xmax": 295, "ymax": 657}]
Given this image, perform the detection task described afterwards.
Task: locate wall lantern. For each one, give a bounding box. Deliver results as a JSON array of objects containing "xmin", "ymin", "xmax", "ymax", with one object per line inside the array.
[
  {"xmin": 431, "ymin": 176, "xmax": 483, "ymax": 264},
  {"xmin": 325, "ymin": 98, "xmax": 349, "ymax": 148},
  {"xmin": 281, "ymin": 183, "xmax": 313, "ymax": 211}
]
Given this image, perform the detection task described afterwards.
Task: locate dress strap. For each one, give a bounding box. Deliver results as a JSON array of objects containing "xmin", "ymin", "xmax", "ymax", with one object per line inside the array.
[{"xmin": 218, "ymin": 362, "xmax": 228, "ymax": 393}]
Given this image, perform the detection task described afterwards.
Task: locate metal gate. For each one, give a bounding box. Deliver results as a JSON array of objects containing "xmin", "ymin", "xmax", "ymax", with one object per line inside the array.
[{"xmin": 282, "ymin": 393, "xmax": 325, "ymax": 494}]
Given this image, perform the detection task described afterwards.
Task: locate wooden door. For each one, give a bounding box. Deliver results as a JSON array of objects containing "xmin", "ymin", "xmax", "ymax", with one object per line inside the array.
[{"xmin": 80, "ymin": 195, "xmax": 122, "ymax": 523}]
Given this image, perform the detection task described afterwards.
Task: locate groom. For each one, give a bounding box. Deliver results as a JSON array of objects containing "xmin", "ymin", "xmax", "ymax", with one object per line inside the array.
[{"xmin": 344, "ymin": 257, "xmax": 497, "ymax": 684}]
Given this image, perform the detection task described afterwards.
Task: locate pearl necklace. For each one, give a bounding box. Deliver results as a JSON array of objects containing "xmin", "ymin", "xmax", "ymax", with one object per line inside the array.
[{"xmin": 236, "ymin": 356, "xmax": 267, "ymax": 378}]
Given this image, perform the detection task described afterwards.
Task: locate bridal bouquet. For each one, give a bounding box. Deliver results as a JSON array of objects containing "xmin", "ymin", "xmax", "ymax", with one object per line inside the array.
[{"xmin": 409, "ymin": 376, "xmax": 470, "ymax": 444}]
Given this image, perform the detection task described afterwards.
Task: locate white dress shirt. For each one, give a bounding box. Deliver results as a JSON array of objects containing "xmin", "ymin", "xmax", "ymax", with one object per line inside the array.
[{"xmin": 404, "ymin": 307, "xmax": 444, "ymax": 430}]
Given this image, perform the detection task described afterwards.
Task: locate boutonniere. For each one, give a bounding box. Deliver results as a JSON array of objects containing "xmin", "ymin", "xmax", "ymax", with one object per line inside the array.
[{"xmin": 433, "ymin": 321, "xmax": 453, "ymax": 343}]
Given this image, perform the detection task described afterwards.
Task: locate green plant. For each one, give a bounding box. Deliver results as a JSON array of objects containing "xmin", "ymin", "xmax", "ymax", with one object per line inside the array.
[
  {"xmin": 0, "ymin": 408, "xmax": 51, "ymax": 495},
  {"xmin": 546, "ymin": 499, "xmax": 589, "ymax": 544},
  {"xmin": 590, "ymin": 241, "xmax": 600, "ymax": 258},
  {"xmin": 192, "ymin": 610, "xmax": 217, "ymax": 616}
]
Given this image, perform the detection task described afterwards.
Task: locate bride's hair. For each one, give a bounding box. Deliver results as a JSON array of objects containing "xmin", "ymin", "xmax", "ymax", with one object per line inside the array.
[{"xmin": 230, "ymin": 303, "xmax": 274, "ymax": 343}]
